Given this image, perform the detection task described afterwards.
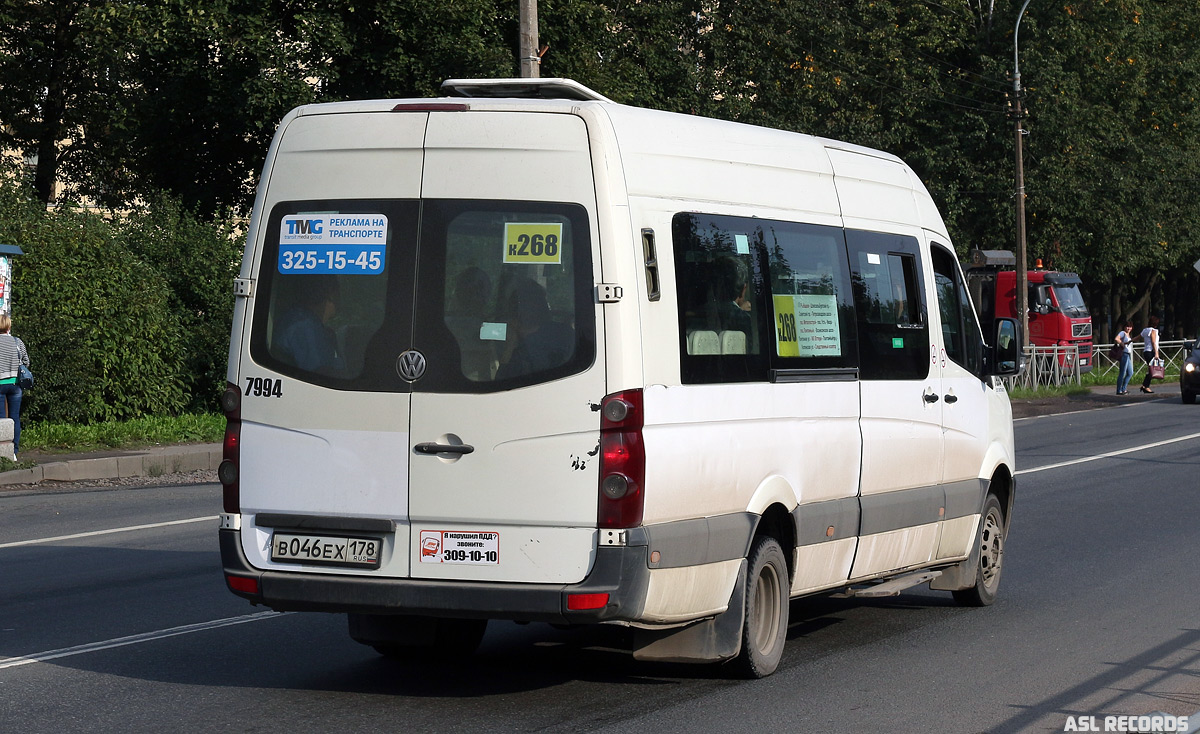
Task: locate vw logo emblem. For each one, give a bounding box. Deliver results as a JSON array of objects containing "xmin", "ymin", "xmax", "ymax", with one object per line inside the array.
[{"xmin": 396, "ymin": 350, "xmax": 427, "ymax": 382}]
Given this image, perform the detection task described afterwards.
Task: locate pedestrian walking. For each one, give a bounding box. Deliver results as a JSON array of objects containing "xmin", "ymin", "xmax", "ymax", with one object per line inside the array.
[
  {"xmin": 1140, "ymin": 315, "xmax": 1161, "ymax": 394},
  {"xmin": 0, "ymin": 314, "xmax": 31, "ymax": 456},
  {"xmin": 1115, "ymin": 321, "xmax": 1134, "ymax": 395}
]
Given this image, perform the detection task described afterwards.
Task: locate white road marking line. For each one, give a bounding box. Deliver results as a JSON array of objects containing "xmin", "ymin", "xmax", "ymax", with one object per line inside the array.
[
  {"xmin": 1016, "ymin": 431, "xmax": 1200, "ymax": 476},
  {"xmin": 0, "ymin": 516, "xmax": 216, "ymax": 549},
  {"xmin": 0, "ymin": 611, "xmax": 291, "ymax": 670},
  {"xmin": 1013, "ymin": 400, "xmax": 1148, "ymax": 421}
]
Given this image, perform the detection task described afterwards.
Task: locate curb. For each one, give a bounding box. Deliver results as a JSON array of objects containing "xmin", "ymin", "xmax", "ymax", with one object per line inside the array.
[{"xmin": 0, "ymin": 443, "xmax": 221, "ymax": 486}]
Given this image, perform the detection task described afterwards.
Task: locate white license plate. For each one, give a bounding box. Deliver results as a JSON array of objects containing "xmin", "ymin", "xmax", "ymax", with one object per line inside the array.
[{"xmin": 271, "ymin": 532, "xmax": 382, "ymax": 568}]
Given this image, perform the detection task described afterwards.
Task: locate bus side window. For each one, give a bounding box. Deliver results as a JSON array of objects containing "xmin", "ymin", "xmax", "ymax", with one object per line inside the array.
[
  {"xmin": 845, "ymin": 230, "xmax": 930, "ymax": 381},
  {"xmin": 932, "ymin": 244, "xmax": 985, "ymax": 375},
  {"xmin": 672, "ymin": 213, "xmax": 769, "ymax": 383}
]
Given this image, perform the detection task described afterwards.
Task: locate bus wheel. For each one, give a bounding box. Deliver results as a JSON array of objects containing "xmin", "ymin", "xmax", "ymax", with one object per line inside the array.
[
  {"xmin": 730, "ymin": 535, "xmax": 789, "ymax": 678},
  {"xmin": 953, "ymin": 493, "xmax": 1006, "ymax": 607}
]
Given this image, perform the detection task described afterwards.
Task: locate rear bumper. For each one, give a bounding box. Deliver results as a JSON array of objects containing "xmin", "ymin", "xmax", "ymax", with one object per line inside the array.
[{"xmin": 220, "ymin": 528, "xmax": 651, "ymax": 625}]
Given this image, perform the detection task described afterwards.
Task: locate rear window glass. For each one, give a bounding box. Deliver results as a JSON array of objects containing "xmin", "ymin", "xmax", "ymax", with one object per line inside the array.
[
  {"xmin": 413, "ymin": 200, "xmax": 596, "ymax": 393},
  {"xmin": 250, "ymin": 199, "xmax": 595, "ymax": 394},
  {"xmin": 250, "ymin": 200, "xmax": 418, "ymax": 392}
]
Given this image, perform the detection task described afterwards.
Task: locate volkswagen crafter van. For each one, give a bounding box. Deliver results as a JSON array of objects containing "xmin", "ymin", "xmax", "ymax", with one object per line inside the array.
[{"xmin": 219, "ymin": 78, "xmax": 1022, "ymax": 678}]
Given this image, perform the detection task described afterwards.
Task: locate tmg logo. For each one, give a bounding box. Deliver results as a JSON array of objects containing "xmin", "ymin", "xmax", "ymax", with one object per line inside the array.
[{"xmin": 285, "ymin": 218, "xmax": 324, "ymax": 235}]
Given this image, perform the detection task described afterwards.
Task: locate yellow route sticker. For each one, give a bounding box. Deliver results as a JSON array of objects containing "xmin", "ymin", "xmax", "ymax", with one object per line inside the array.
[
  {"xmin": 774, "ymin": 295, "xmax": 801, "ymax": 357},
  {"xmin": 773, "ymin": 294, "xmax": 842, "ymax": 358},
  {"xmin": 504, "ymin": 223, "xmax": 564, "ymax": 264}
]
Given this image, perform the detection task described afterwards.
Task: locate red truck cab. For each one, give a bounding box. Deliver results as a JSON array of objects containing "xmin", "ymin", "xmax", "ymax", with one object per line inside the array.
[{"xmin": 967, "ymin": 252, "xmax": 1093, "ymax": 374}]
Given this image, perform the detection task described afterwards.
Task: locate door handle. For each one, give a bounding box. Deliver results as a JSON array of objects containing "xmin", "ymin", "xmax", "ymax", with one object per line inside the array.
[
  {"xmin": 923, "ymin": 392, "xmax": 940, "ymax": 404},
  {"xmin": 414, "ymin": 442, "xmax": 475, "ymax": 455},
  {"xmin": 944, "ymin": 394, "xmax": 959, "ymax": 404}
]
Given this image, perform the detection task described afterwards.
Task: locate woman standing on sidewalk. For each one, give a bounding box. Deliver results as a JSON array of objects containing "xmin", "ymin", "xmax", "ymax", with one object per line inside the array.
[
  {"xmin": 1140, "ymin": 315, "xmax": 1161, "ymax": 394},
  {"xmin": 1115, "ymin": 321, "xmax": 1134, "ymax": 395},
  {"xmin": 0, "ymin": 314, "xmax": 30, "ymax": 455}
]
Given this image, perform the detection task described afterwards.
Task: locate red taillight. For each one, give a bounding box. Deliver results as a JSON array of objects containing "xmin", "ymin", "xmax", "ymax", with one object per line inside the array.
[
  {"xmin": 226, "ymin": 575, "xmax": 258, "ymax": 595},
  {"xmin": 567, "ymin": 593, "xmax": 610, "ymax": 611},
  {"xmin": 219, "ymin": 382, "xmax": 241, "ymax": 513},
  {"xmin": 598, "ymin": 389, "xmax": 645, "ymax": 529}
]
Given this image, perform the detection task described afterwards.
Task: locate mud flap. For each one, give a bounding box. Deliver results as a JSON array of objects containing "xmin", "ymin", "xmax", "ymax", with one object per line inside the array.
[
  {"xmin": 929, "ymin": 528, "xmax": 980, "ymax": 592},
  {"xmin": 631, "ymin": 560, "xmax": 747, "ymax": 664}
]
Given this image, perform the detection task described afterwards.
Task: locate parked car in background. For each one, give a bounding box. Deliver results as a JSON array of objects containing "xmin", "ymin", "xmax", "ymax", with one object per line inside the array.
[{"xmin": 1181, "ymin": 341, "xmax": 1200, "ymax": 404}]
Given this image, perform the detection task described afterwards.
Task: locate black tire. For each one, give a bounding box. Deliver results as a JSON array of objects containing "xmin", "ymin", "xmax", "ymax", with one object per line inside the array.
[
  {"xmin": 1182, "ymin": 390, "xmax": 1196, "ymax": 405},
  {"xmin": 953, "ymin": 493, "xmax": 1006, "ymax": 607},
  {"xmin": 729, "ymin": 535, "xmax": 789, "ymax": 678}
]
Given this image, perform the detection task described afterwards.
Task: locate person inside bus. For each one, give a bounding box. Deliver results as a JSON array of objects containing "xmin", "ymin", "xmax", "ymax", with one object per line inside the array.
[
  {"xmin": 715, "ymin": 256, "xmax": 753, "ymax": 336},
  {"xmin": 275, "ymin": 274, "xmax": 345, "ymax": 376},
  {"xmin": 496, "ymin": 277, "xmax": 573, "ymax": 379},
  {"xmin": 446, "ymin": 266, "xmax": 498, "ymax": 381}
]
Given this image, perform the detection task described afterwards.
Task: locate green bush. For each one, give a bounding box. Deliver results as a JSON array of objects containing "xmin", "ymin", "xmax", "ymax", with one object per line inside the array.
[
  {"xmin": 17, "ymin": 204, "xmax": 186, "ymax": 421},
  {"xmin": 116, "ymin": 195, "xmax": 241, "ymax": 413},
  {"xmin": 0, "ymin": 174, "xmax": 239, "ymax": 423}
]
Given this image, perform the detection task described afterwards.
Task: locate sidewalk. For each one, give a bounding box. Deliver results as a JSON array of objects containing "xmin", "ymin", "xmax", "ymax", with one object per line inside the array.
[
  {"xmin": 1085, "ymin": 381, "xmax": 1181, "ymax": 401},
  {"xmin": 0, "ymin": 443, "xmax": 221, "ymax": 487}
]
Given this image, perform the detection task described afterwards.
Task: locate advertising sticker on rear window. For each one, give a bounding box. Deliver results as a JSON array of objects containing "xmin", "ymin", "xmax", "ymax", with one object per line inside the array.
[
  {"xmin": 503, "ymin": 223, "xmax": 563, "ymax": 264},
  {"xmin": 278, "ymin": 214, "xmax": 387, "ymax": 274}
]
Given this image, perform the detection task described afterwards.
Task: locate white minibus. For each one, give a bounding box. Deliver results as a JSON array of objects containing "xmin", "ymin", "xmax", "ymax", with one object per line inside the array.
[{"xmin": 219, "ymin": 78, "xmax": 1021, "ymax": 678}]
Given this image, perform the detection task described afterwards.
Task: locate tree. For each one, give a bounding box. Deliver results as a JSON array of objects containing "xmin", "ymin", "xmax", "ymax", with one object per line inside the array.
[
  {"xmin": 1020, "ymin": 1, "xmax": 1200, "ymax": 337},
  {"xmin": 0, "ymin": 1, "xmax": 135, "ymax": 205},
  {"xmin": 80, "ymin": 0, "xmax": 322, "ymax": 215}
]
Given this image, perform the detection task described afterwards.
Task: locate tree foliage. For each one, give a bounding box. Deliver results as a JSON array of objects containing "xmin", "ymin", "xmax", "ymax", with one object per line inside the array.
[
  {"xmin": 3, "ymin": 0, "xmax": 1200, "ymax": 350},
  {"xmin": 0, "ymin": 172, "xmax": 236, "ymax": 422}
]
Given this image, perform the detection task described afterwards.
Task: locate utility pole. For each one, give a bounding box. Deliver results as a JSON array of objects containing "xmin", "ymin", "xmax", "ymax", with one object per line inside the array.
[
  {"xmin": 1012, "ymin": 0, "xmax": 1033, "ymax": 347},
  {"xmin": 519, "ymin": 0, "xmax": 540, "ymax": 78}
]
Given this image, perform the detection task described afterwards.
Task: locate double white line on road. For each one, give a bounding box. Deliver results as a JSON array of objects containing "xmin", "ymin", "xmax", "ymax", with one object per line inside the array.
[
  {"xmin": 1015, "ymin": 431, "xmax": 1200, "ymax": 476},
  {"xmin": 0, "ymin": 611, "xmax": 291, "ymax": 670}
]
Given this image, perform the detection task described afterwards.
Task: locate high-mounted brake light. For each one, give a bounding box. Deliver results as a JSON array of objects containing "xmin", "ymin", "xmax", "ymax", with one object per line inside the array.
[
  {"xmin": 219, "ymin": 381, "xmax": 242, "ymax": 514},
  {"xmin": 390, "ymin": 102, "xmax": 470, "ymax": 112},
  {"xmin": 598, "ymin": 389, "xmax": 645, "ymax": 529}
]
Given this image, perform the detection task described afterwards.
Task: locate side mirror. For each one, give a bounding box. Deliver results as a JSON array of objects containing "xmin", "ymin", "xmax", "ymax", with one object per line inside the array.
[{"xmin": 987, "ymin": 318, "xmax": 1022, "ymax": 377}]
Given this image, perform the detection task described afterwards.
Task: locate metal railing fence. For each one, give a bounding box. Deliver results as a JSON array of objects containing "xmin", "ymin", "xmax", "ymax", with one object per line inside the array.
[
  {"xmin": 1089, "ymin": 339, "xmax": 1190, "ymax": 380},
  {"xmin": 1004, "ymin": 339, "xmax": 1192, "ymax": 391},
  {"xmin": 1005, "ymin": 345, "xmax": 1081, "ymax": 389}
]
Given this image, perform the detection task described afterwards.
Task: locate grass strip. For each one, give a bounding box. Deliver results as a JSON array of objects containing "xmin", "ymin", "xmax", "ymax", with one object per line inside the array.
[{"xmin": 22, "ymin": 413, "xmax": 224, "ymax": 453}]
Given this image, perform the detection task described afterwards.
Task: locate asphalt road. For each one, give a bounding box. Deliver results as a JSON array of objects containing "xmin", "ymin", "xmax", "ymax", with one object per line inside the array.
[{"xmin": 1, "ymin": 397, "xmax": 1198, "ymax": 734}]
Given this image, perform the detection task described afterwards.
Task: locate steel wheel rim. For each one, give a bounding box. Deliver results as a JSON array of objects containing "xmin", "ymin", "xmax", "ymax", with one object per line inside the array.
[
  {"xmin": 752, "ymin": 562, "xmax": 782, "ymax": 654},
  {"xmin": 979, "ymin": 507, "xmax": 1004, "ymax": 588}
]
